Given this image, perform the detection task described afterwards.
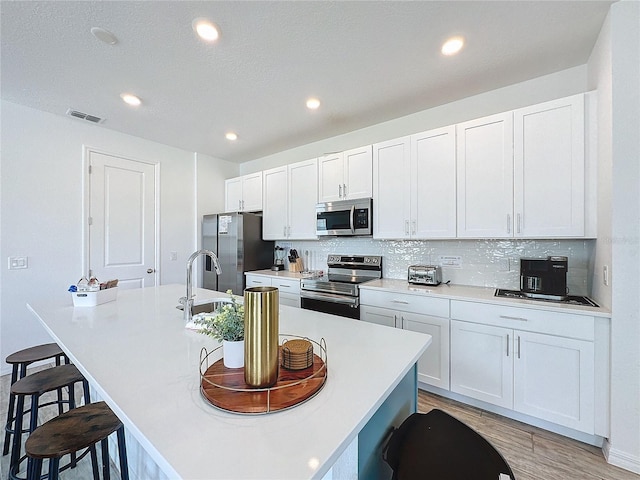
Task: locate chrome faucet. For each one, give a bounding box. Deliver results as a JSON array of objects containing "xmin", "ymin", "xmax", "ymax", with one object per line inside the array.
[{"xmin": 180, "ymin": 249, "xmax": 222, "ymax": 323}]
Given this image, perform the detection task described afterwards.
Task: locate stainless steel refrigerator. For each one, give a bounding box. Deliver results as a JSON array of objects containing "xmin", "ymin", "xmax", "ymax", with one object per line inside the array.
[{"xmin": 202, "ymin": 212, "xmax": 274, "ymax": 295}]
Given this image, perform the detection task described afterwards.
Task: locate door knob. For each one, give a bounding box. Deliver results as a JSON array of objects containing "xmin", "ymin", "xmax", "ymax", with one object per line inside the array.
[{"xmin": 147, "ymin": 268, "xmax": 155, "ymax": 274}]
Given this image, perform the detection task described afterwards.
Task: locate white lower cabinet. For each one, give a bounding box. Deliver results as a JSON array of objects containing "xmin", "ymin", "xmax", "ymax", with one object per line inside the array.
[
  {"xmin": 360, "ymin": 291, "xmax": 450, "ymax": 390},
  {"xmin": 450, "ymin": 301, "xmax": 595, "ymax": 434},
  {"xmin": 245, "ymin": 274, "xmax": 301, "ymax": 308}
]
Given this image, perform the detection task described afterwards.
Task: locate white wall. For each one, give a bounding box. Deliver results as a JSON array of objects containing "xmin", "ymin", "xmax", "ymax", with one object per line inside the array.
[
  {"xmin": 0, "ymin": 101, "xmax": 234, "ymax": 373},
  {"xmin": 241, "ymin": 66, "xmax": 588, "ymax": 174},
  {"xmin": 607, "ymin": 0, "xmax": 640, "ymax": 473}
]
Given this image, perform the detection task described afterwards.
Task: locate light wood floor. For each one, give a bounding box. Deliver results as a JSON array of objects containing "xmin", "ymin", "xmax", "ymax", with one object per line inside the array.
[
  {"xmin": 418, "ymin": 390, "xmax": 639, "ymax": 480},
  {"xmin": 1, "ymin": 366, "xmax": 638, "ymax": 480}
]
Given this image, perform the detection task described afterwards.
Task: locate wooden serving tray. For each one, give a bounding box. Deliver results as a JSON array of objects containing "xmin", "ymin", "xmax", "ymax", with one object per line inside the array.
[{"xmin": 200, "ymin": 348, "xmax": 327, "ymax": 414}]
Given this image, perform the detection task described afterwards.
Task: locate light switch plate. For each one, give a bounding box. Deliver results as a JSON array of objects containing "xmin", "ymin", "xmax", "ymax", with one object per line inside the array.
[{"xmin": 8, "ymin": 256, "xmax": 28, "ymax": 269}]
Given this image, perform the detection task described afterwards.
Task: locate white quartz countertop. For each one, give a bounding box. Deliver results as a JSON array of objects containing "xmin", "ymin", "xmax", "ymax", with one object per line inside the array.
[
  {"xmin": 246, "ymin": 269, "xmax": 321, "ymax": 280},
  {"xmin": 359, "ymin": 279, "xmax": 610, "ymax": 318},
  {"xmin": 27, "ymin": 284, "xmax": 430, "ymax": 480}
]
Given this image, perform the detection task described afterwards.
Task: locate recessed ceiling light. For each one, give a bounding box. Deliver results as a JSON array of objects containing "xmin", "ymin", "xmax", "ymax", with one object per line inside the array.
[
  {"xmin": 192, "ymin": 18, "xmax": 220, "ymax": 42},
  {"xmin": 306, "ymin": 98, "xmax": 321, "ymax": 110},
  {"xmin": 91, "ymin": 27, "xmax": 118, "ymax": 45},
  {"xmin": 120, "ymin": 93, "xmax": 141, "ymax": 107},
  {"xmin": 225, "ymin": 132, "xmax": 238, "ymax": 141},
  {"xmin": 441, "ymin": 36, "xmax": 464, "ymax": 56}
]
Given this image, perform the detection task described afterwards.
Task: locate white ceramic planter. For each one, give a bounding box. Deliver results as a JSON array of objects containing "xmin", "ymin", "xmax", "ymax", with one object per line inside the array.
[{"xmin": 223, "ymin": 340, "xmax": 244, "ymax": 369}]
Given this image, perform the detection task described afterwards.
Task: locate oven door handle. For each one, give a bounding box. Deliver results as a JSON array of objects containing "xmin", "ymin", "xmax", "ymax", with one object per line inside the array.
[{"xmin": 301, "ymin": 290, "xmax": 359, "ymax": 306}]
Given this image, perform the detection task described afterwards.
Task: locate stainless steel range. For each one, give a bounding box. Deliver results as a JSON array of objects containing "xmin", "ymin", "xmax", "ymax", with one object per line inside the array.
[{"xmin": 300, "ymin": 255, "xmax": 382, "ymax": 319}]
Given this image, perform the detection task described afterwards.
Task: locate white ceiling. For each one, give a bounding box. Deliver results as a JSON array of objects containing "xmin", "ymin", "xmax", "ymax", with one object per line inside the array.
[{"xmin": 1, "ymin": 1, "xmax": 613, "ymax": 163}]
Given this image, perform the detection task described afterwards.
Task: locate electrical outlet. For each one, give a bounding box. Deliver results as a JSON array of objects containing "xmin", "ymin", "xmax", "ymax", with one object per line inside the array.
[
  {"xmin": 603, "ymin": 265, "xmax": 609, "ymax": 286},
  {"xmin": 8, "ymin": 256, "xmax": 28, "ymax": 269}
]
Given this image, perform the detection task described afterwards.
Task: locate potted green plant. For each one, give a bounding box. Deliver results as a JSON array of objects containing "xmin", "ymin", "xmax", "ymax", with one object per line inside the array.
[{"xmin": 194, "ymin": 290, "xmax": 244, "ymax": 368}]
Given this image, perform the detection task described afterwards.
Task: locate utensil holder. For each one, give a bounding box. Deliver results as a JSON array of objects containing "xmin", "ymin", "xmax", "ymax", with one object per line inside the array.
[{"xmin": 244, "ymin": 287, "xmax": 279, "ymax": 388}]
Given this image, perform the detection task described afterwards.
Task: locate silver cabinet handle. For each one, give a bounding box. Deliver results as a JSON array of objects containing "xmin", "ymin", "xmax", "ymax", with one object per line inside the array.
[
  {"xmin": 411, "ymin": 220, "xmax": 416, "ymax": 235},
  {"xmin": 517, "ymin": 213, "xmax": 521, "ymax": 234},
  {"xmin": 405, "ymin": 220, "xmax": 410, "ymax": 235},
  {"xmin": 517, "ymin": 336, "xmax": 521, "ymax": 359},
  {"xmin": 499, "ymin": 315, "xmax": 528, "ymax": 322},
  {"xmin": 507, "ymin": 214, "xmax": 511, "ymax": 234},
  {"xmin": 338, "ymin": 184, "xmax": 342, "ymax": 198},
  {"xmin": 343, "ymin": 183, "xmax": 347, "ymax": 198},
  {"xmin": 392, "ymin": 299, "xmax": 410, "ymax": 304},
  {"xmin": 147, "ymin": 268, "xmax": 155, "ymax": 274},
  {"xmin": 283, "ymin": 226, "xmax": 287, "ymax": 237},
  {"xmin": 507, "ymin": 334, "xmax": 510, "ymax": 357}
]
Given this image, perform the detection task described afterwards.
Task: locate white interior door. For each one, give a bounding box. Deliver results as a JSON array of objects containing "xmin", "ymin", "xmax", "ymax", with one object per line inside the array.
[{"xmin": 88, "ymin": 150, "xmax": 157, "ymax": 289}]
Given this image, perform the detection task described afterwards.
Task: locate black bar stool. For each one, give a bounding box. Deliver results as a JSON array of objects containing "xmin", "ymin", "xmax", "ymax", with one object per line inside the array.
[
  {"xmin": 9, "ymin": 364, "xmax": 90, "ymax": 480},
  {"xmin": 4, "ymin": 343, "xmax": 68, "ymax": 456},
  {"xmin": 25, "ymin": 401, "xmax": 129, "ymax": 480}
]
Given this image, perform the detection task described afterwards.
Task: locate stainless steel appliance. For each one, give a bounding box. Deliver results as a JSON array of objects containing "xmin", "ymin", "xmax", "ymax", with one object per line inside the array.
[
  {"xmin": 316, "ymin": 198, "xmax": 373, "ymax": 236},
  {"xmin": 202, "ymin": 212, "xmax": 274, "ymax": 295},
  {"xmin": 520, "ymin": 256, "xmax": 568, "ymax": 299},
  {"xmin": 408, "ymin": 265, "xmax": 442, "ymax": 286},
  {"xmin": 300, "ymin": 254, "xmax": 382, "ymax": 319}
]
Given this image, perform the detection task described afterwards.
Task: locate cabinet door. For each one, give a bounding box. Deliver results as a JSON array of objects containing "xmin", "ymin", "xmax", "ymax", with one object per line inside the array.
[
  {"xmin": 225, "ymin": 177, "xmax": 243, "ymax": 212},
  {"xmin": 450, "ymin": 320, "xmax": 513, "ymax": 409},
  {"xmin": 514, "ymin": 94, "xmax": 585, "ymax": 237},
  {"xmin": 372, "ymin": 137, "xmax": 411, "ymax": 239},
  {"xmin": 241, "ymin": 172, "xmax": 263, "ymax": 212},
  {"xmin": 360, "ymin": 305, "xmax": 399, "ymax": 328},
  {"xmin": 514, "ymin": 330, "xmax": 594, "ymax": 433},
  {"xmin": 318, "ymin": 153, "xmax": 344, "ymax": 202},
  {"xmin": 411, "ymin": 126, "xmax": 457, "ymax": 238},
  {"xmin": 262, "ymin": 166, "xmax": 288, "ymax": 240},
  {"xmin": 456, "ymin": 113, "xmax": 514, "ymax": 238},
  {"xmin": 288, "ymin": 159, "xmax": 318, "ymax": 239},
  {"xmin": 402, "ymin": 313, "xmax": 450, "ymax": 390},
  {"xmin": 343, "ymin": 145, "xmax": 373, "ymax": 200}
]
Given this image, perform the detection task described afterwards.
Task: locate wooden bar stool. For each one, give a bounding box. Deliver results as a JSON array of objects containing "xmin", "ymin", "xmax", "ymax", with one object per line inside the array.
[
  {"xmin": 9, "ymin": 364, "xmax": 90, "ymax": 480},
  {"xmin": 25, "ymin": 401, "xmax": 129, "ymax": 480},
  {"xmin": 4, "ymin": 343, "xmax": 68, "ymax": 456}
]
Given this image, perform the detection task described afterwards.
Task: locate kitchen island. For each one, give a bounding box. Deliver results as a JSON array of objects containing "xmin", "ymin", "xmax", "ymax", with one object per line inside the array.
[{"xmin": 27, "ymin": 284, "xmax": 431, "ymax": 480}]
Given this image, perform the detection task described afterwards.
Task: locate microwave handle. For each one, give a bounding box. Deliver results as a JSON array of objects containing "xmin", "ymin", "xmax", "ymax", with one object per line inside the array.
[{"xmin": 350, "ymin": 204, "xmax": 355, "ymax": 233}]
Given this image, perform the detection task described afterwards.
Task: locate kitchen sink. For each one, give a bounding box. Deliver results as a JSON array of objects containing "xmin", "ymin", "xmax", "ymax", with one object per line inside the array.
[
  {"xmin": 176, "ymin": 298, "xmax": 232, "ymax": 315},
  {"xmin": 494, "ymin": 289, "xmax": 599, "ymax": 307}
]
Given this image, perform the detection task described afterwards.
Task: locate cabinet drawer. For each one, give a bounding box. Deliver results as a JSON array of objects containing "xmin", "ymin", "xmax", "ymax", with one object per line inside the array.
[
  {"xmin": 271, "ymin": 278, "xmax": 300, "ymax": 294},
  {"xmin": 360, "ymin": 289, "xmax": 449, "ymax": 317},
  {"xmin": 450, "ymin": 300, "xmax": 594, "ymax": 341},
  {"xmin": 245, "ymin": 275, "xmax": 270, "ymax": 288}
]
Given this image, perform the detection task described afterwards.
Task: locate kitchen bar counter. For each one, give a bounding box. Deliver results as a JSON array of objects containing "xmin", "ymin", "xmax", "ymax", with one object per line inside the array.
[
  {"xmin": 27, "ymin": 284, "xmax": 430, "ymax": 479},
  {"xmin": 360, "ymin": 279, "xmax": 610, "ymax": 318}
]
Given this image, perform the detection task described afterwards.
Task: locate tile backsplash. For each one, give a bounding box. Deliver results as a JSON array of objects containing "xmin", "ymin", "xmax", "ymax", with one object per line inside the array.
[{"xmin": 282, "ymin": 238, "xmax": 595, "ymax": 296}]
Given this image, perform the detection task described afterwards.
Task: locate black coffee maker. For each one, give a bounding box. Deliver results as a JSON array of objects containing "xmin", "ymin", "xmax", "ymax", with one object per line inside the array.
[{"xmin": 520, "ymin": 256, "xmax": 568, "ymax": 300}]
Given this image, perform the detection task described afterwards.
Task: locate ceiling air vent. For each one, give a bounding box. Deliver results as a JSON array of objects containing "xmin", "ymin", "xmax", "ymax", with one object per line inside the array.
[{"xmin": 66, "ymin": 109, "xmax": 104, "ymax": 124}]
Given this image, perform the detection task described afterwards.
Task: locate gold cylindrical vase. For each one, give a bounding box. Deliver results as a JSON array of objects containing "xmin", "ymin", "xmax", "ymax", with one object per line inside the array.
[{"xmin": 244, "ymin": 286, "xmax": 279, "ymax": 388}]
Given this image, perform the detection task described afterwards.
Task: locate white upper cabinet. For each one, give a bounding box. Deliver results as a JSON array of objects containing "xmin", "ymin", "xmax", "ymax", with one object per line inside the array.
[
  {"xmin": 262, "ymin": 159, "xmax": 318, "ymax": 240},
  {"xmin": 373, "ymin": 126, "xmax": 456, "ymax": 240},
  {"xmin": 318, "ymin": 145, "xmax": 372, "ymax": 202},
  {"xmin": 514, "ymin": 94, "xmax": 585, "ymax": 237},
  {"xmin": 372, "ymin": 136, "xmax": 412, "ymax": 239},
  {"xmin": 411, "ymin": 126, "xmax": 457, "ymax": 238},
  {"xmin": 224, "ymin": 172, "xmax": 263, "ymax": 212},
  {"xmin": 456, "ymin": 112, "xmax": 514, "ymax": 238},
  {"xmin": 262, "ymin": 166, "xmax": 288, "ymax": 240}
]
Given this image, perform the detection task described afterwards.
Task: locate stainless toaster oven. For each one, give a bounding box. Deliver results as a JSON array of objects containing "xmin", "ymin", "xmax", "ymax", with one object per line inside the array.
[{"xmin": 408, "ymin": 265, "xmax": 442, "ymax": 286}]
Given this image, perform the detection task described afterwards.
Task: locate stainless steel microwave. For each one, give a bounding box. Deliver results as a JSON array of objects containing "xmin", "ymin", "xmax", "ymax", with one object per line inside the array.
[{"xmin": 316, "ymin": 198, "xmax": 373, "ymax": 236}]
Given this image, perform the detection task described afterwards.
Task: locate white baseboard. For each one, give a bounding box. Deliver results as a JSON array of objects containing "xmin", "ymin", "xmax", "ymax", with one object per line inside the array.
[{"xmin": 604, "ymin": 440, "xmax": 640, "ymax": 475}]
